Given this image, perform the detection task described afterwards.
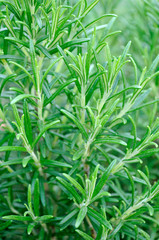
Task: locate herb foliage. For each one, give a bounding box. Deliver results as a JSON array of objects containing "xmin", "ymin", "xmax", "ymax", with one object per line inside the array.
[{"xmin": 0, "ymin": 0, "xmax": 159, "ymax": 239}]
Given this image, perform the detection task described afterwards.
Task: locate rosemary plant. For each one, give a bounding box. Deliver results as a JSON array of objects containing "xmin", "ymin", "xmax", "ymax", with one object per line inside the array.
[{"xmin": 0, "ymin": 0, "xmax": 159, "ymax": 239}]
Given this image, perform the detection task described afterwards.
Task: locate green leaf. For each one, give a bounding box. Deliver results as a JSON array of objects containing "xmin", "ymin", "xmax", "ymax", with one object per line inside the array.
[
  {"xmin": 138, "ymin": 170, "xmax": 151, "ymax": 193},
  {"xmin": 0, "ymin": 146, "xmax": 26, "ymax": 152},
  {"xmin": 27, "ymin": 223, "xmax": 36, "ymax": 235},
  {"xmin": 11, "ymin": 94, "xmax": 39, "ymax": 105},
  {"xmin": 86, "ymin": 106, "xmax": 95, "ymax": 127},
  {"xmin": 137, "ymin": 148, "xmax": 159, "ymax": 158},
  {"xmin": 145, "ymin": 55, "xmax": 159, "ymax": 78},
  {"xmin": 44, "ymin": 79, "xmax": 76, "ymax": 106},
  {"xmin": 69, "ymin": 64, "xmax": 83, "ymax": 81},
  {"xmin": 12, "ymin": 103, "xmax": 21, "ymax": 127},
  {"xmin": 145, "ymin": 203, "xmax": 154, "ymax": 216},
  {"xmin": 28, "ymin": 184, "xmax": 32, "ymax": 210},
  {"xmin": 129, "ymin": 56, "xmax": 138, "ymax": 84},
  {"xmin": 87, "ymin": 207, "xmax": 112, "ymax": 230},
  {"xmin": 90, "ymin": 191, "xmax": 110, "ymax": 203},
  {"xmin": 100, "ymin": 99, "xmax": 119, "ymax": 125},
  {"xmin": 128, "ymin": 99, "xmax": 159, "ymax": 113},
  {"xmin": 2, "ymin": 215, "xmax": 32, "ymax": 221},
  {"xmin": 57, "ymin": 45, "xmax": 75, "ymax": 77},
  {"xmin": 23, "ymin": 100, "xmax": 33, "ymax": 145},
  {"xmin": 124, "ymin": 168, "xmax": 135, "ymax": 205},
  {"xmin": 36, "ymin": 44, "xmax": 51, "ymax": 58},
  {"xmin": 61, "ymin": 109, "xmax": 88, "ymax": 140},
  {"xmin": 99, "ymin": 17, "xmax": 116, "ymax": 43},
  {"xmin": 60, "ymin": 208, "xmax": 78, "ymax": 226},
  {"xmin": 42, "ymin": 160, "xmax": 72, "ymax": 168},
  {"xmin": 32, "ymin": 120, "xmax": 60, "ymax": 147},
  {"xmin": 9, "ymin": 87, "xmax": 24, "ymax": 94},
  {"xmin": 0, "ymin": 159, "xmax": 22, "ymax": 167},
  {"xmin": 30, "ymin": 39, "xmax": 39, "ymax": 90},
  {"xmin": 23, "ymin": 0, "xmax": 32, "ymax": 27},
  {"xmin": 94, "ymin": 138, "xmax": 127, "ymax": 146},
  {"xmin": 74, "ymin": 14, "xmax": 116, "ymax": 38},
  {"xmin": 63, "ymin": 173, "xmax": 86, "ymax": 198},
  {"xmin": 89, "ymin": 164, "xmax": 100, "ymax": 198},
  {"xmin": 76, "ymin": 230, "xmax": 94, "ymax": 240},
  {"xmin": 95, "ymin": 225, "xmax": 104, "ymax": 240},
  {"xmin": 0, "ymin": 74, "xmax": 16, "ymax": 94},
  {"xmin": 109, "ymin": 222, "xmax": 123, "ymax": 237},
  {"xmin": 34, "ymin": 179, "xmax": 40, "ymax": 216},
  {"xmin": 36, "ymin": 215, "xmax": 53, "ymax": 221},
  {"xmin": 39, "ymin": 177, "xmax": 46, "ymax": 207},
  {"xmin": 93, "ymin": 160, "xmax": 116, "ymax": 197},
  {"xmin": 73, "ymin": 148, "xmax": 85, "ymax": 161},
  {"xmin": 22, "ymin": 157, "xmax": 32, "ymax": 168},
  {"xmin": 106, "ymin": 42, "xmax": 111, "ymax": 71},
  {"xmin": 86, "ymin": 72, "xmax": 104, "ymax": 104},
  {"xmin": 0, "ymin": 1, "xmax": 21, "ymax": 19},
  {"xmin": 75, "ymin": 206, "xmax": 87, "ymax": 228},
  {"xmin": 49, "ymin": 38, "xmax": 90, "ymax": 54},
  {"xmin": 41, "ymin": 56, "xmax": 63, "ymax": 87},
  {"xmin": 108, "ymin": 85, "xmax": 141, "ymax": 101},
  {"xmin": 82, "ymin": 0, "xmax": 100, "ymax": 17},
  {"xmin": 5, "ymin": 37, "xmax": 28, "ymax": 48},
  {"xmin": 0, "ymin": 220, "xmax": 12, "ymax": 231},
  {"xmin": 56, "ymin": 177, "xmax": 81, "ymax": 203},
  {"xmin": 9, "ymin": 61, "xmax": 34, "ymax": 83},
  {"xmin": 1, "ymin": 168, "xmax": 31, "ymax": 179},
  {"xmin": 120, "ymin": 41, "xmax": 131, "ymax": 64},
  {"xmin": 128, "ymin": 115, "xmax": 137, "ymax": 149}
]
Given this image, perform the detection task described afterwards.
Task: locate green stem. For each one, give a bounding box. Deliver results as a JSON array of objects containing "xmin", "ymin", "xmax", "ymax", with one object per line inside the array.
[{"xmin": 20, "ymin": 132, "xmax": 43, "ymax": 176}]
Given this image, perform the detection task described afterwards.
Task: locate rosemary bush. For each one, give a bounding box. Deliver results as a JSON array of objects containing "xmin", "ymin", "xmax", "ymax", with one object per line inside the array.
[{"xmin": 0, "ymin": 0, "xmax": 159, "ymax": 239}]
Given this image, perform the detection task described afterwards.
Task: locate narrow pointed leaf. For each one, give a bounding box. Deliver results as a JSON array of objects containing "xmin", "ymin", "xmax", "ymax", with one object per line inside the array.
[
  {"xmin": 34, "ymin": 179, "xmax": 40, "ymax": 216},
  {"xmin": 87, "ymin": 207, "xmax": 112, "ymax": 229},
  {"xmin": 76, "ymin": 230, "xmax": 94, "ymax": 240},
  {"xmin": 124, "ymin": 168, "xmax": 135, "ymax": 205},
  {"xmin": 32, "ymin": 120, "xmax": 60, "ymax": 147},
  {"xmin": 11, "ymin": 94, "xmax": 39, "ymax": 105},
  {"xmin": 63, "ymin": 173, "xmax": 86, "ymax": 197},
  {"xmin": 93, "ymin": 160, "xmax": 116, "ymax": 197},
  {"xmin": 44, "ymin": 79, "xmax": 76, "ymax": 106},
  {"xmin": 56, "ymin": 177, "xmax": 81, "ymax": 203},
  {"xmin": 60, "ymin": 208, "xmax": 78, "ymax": 225},
  {"xmin": 42, "ymin": 160, "xmax": 72, "ymax": 168},
  {"xmin": 94, "ymin": 138, "xmax": 127, "ymax": 146},
  {"xmin": 27, "ymin": 223, "xmax": 36, "ymax": 235},
  {"xmin": 75, "ymin": 206, "xmax": 87, "ymax": 228},
  {"xmin": 0, "ymin": 146, "xmax": 26, "ymax": 152},
  {"xmin": 2, "ymin": 215, "xmax": 32, "ymax": 221},
  {"xmin": 23, "ymin": 100, "xmax": 33, "ymax": 145},
  {"xmin": 61, "ymin": 109, "xmax": 88, "ymax": 140}
]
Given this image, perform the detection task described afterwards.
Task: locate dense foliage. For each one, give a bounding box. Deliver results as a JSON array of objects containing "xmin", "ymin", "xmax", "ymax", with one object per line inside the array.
[{"xmin": 0, "ymin": 0, "xmax": 159, "ymax": 239}]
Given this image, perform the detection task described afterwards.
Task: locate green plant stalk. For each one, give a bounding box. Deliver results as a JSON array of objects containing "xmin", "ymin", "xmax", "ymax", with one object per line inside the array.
[
  {"xmin": 82, "ymin": 123, "xmax": 102, "ymax": 176},
  {"xmin": 1, "ymin": 59, "xmax": 13, "ymax": 75},
  {"xmin": 15, "ymin": 120, "xmax": 44, "ymax": 175},
  {"xmin": 23, "ymin": 137, "xmax": 43, "ymax": 176}
]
